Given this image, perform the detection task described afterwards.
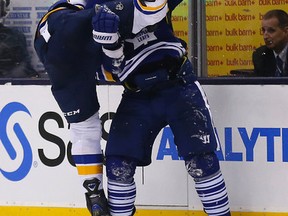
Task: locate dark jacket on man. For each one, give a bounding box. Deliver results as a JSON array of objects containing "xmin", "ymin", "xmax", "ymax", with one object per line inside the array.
[
  {"xmin": 252, "ymin": 45, "xmax": 288, "ymax": 77},
  {"xmin": 0, "ymin": 23, "xmax": 38, "ymax": 78}
]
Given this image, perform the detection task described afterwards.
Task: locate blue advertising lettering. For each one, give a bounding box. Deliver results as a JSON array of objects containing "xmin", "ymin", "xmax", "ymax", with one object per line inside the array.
[{"xmin": 156, "ymin": 127, "xmax": 288, "ymax": 162}]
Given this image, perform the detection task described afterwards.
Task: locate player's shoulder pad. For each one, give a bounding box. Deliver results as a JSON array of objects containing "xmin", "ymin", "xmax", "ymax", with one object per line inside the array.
[
  {"xmin": 38, "ymin": 0, "xmax": 83, "ymax": 29},
  {"xmin": 35, "ymin": 0, "xmax": 82, "ymax": 42}
]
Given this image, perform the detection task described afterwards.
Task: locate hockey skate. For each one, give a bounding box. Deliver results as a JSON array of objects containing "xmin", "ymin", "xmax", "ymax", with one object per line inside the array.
[
  {"xmin": 131, "ymin": 206, "xmax": 136, "ymax": 216},
  {"xmin": 83, "ymin": 178, "xmax": 110, "ymax": 216}
]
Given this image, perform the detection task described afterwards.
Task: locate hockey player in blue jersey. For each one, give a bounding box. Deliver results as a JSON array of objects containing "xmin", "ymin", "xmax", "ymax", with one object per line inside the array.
[
  {"xmin": 91, "ymin": 0, "xmax": 232, "ymax": 215},
  {"xmin": 34, "ymin": 1, "xmax": 123, "ymax": 215},
  {"xmin": 34, "ymin": 0, "xmax": 169, "ymax": 215}
]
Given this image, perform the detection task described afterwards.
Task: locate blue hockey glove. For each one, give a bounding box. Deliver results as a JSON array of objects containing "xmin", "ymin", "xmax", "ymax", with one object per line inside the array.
[{"xmin": 92, "ymin": 4, "xmax": 120, "ymax": 46}]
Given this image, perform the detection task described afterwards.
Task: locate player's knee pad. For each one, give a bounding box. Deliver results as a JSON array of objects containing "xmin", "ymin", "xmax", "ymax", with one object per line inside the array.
[
  {"xmin": 70, "ymin": 112, "xmax": 102, "ymax": 155},
  {"xmin": 185, "ymin": 152, "xmax": 220, "ymax": 180},
  {"xmin": 106, "ymin": 156, "xmax": 137, "ymax": 183}
]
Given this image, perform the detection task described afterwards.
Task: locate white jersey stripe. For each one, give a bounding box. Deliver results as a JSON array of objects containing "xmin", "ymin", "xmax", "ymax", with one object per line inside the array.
[{"xmin": 119, "ymin": 41, "xmax": 186, "ymax": 81}]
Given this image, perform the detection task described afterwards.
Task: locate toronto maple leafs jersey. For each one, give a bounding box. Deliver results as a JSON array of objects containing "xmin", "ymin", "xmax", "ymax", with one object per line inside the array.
[
  {"xmin": 119, "ymin": 23, "xmax": 187, "ymax": 82},
  {"xmin": 86, "ymin": 0, "xmax": 185, "ymax": 82},
  {"xmin": 122, "ymin": 0, "xmax": 186, "ymax": 82}
]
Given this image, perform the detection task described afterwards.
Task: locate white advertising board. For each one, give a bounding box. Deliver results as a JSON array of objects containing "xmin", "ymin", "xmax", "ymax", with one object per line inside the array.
[
  {"xmin": 1, "ymin": 84, "xmax": 288, "ymax": 213},
  {"xmin": 205, "ymin": 84, "xmax": 288, "ymax": 213}
]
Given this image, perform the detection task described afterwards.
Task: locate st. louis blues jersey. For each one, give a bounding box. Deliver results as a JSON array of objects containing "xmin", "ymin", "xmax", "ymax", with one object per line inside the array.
[{"xmin": 34, "ymin": 1, "xmax": 117, "ymax": 83}]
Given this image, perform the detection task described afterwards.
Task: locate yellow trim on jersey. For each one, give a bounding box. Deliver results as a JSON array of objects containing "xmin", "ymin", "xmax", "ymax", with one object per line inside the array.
[
  {"xmin": 76, "ymin": 164, "xmax": 103, "ymax": 175},
  {"xmin": 136, "ymin": 0, "xmax": 167, "ymax": 12},
  {"xmin": 36, "ymin": 4, "xmax": 84, "ymax": 38},
  {"xmin": 103, "ymin": 70, "xmax": 116, "ymax": 82},
  {"xmin": 39, "ymin": 7, "xmax": 66, "ymax": 26},
  {"xmin": 39, "ymin": 5, "xmax": 84, "ymax": 26}
]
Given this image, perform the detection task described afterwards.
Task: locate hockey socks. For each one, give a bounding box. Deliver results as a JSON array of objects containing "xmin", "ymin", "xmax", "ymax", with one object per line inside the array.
[
  {"xmin": 195, "ymin": 171, "xmax": 231, "ymax": 216},
  {"xmin": 108, "ymin": 179, "xmax": 136, "ymax": 216},
  {"xmin": 70, "ymin": 112, "xmax": 104, "ymax": 189},
  {"xmin": 73, "ymin": 153, "xmax": 104, "ymax": 188}
]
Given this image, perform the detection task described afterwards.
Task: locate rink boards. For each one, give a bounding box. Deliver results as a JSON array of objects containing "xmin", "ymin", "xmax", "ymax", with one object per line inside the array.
[{"xmin": 1, "ymin": 84, "xmax": 288, "ymax": 215}]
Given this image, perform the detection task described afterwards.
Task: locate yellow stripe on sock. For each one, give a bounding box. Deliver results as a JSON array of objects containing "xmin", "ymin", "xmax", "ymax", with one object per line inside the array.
[{"xmin": 76, "ymin": 164, "xmax": 103, "ymax": 175}]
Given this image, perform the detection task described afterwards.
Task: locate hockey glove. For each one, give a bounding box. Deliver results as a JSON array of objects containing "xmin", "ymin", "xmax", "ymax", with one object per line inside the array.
[{"xmin": 92, "ymin": 4, "xmax": 120, "ymax": 47}]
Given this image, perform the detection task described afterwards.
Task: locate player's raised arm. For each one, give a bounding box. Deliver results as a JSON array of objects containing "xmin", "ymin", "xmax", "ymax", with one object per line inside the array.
[{"xmin": 92, "ymin": 4, "xmax": 125, "ymax": 75}]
